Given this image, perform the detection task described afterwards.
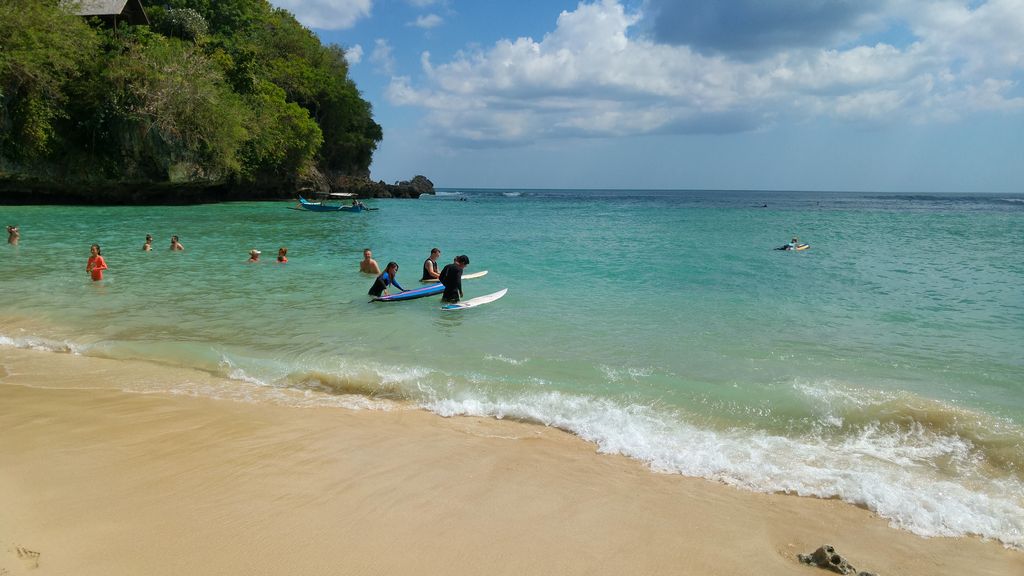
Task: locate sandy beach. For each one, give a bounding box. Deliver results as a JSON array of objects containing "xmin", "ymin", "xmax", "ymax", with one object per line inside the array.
[{"xmin": 0, "ymin": 346, "xmax": 1020, "ymax": 576}]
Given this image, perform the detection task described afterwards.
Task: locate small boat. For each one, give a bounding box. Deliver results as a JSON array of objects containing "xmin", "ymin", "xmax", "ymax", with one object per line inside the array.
[{"xmin": 294, "ymin": 193, "xmax": 371, "ymax": 212}]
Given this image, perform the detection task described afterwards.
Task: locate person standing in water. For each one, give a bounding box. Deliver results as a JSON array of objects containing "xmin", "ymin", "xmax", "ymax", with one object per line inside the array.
[
  {"xmin": 360, "ymin": 248, "xmax": 380, "ymax": 274},
  {"xmin": 86, "ymin": 244, "xmax": 108, "ymax": 281},
  {"xmin": 277, "ymin": 247, "xmax": 288, "ymax": 263},
  {"xmin": 248, "ymin": 249, "xmax": 261, "ymax": 263},
  {"xmin": 421, "ymin": 247, "xmax": 441, "ymax": 281},
  {"xmin": 368, "ymin": 261, "xmax": 405, "ymax": 297},
  {"xmin": 7, "ymin": 225, "xmax": 19, "ymax": 245},
  {"xmin": 143, "ymin": 234, "xmax": 153, "ymax": 251},
  {"xmin": 170, "ymin": 235, "xmax": 184, "ymax": 251},
  {"xmin": 439, "ymin": 255, "xmax": 469, "ymax": 303}
]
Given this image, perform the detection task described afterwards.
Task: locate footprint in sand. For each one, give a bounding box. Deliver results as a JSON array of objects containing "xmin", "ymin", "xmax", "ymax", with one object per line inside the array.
[{"xmin": 15, "ymin": 546, "xmax": 40, "ymax": 569}]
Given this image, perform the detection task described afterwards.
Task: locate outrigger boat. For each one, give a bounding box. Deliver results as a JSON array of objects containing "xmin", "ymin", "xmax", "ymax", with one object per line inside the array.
[{"xmin": 293, "ymin": 192, "xmax": 371, "ymax": 212}]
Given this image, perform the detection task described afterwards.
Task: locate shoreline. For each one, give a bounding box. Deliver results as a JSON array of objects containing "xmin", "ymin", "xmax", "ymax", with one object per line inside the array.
[{"xmin": 1, "ymin": 346, "xmax": 1020, "ymax": 576}]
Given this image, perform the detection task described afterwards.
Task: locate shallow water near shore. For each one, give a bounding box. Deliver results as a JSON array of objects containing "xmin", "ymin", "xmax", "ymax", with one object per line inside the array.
[{"xmin": 2, "ymin": 189, "xmax": 1023, "ymax": 547}]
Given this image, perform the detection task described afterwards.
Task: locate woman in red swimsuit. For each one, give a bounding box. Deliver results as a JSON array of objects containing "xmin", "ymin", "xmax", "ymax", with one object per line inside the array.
[{"xmin": 86, "ymin": 244, "xmax": 108, "ymax": 281}]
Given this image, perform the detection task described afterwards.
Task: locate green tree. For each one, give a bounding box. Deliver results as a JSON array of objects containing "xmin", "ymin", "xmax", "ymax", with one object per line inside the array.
[
  {"xmin": 0, "ymin": 0, "xmax": 98, "ymax": 161},
  {"xmin": 238, "ymin": 81, "xmax": 323, "ymax": 179},
  {"xmin": 249, "ymin": 9, "xmax": 381, "ymax": 174},
  {"xmin": 104, "ymin": 36, "xmax": 250, "ymax": 178},
  {"xmin": 151, "ymin": 7, "xmax": 209, "ymax": 42}
]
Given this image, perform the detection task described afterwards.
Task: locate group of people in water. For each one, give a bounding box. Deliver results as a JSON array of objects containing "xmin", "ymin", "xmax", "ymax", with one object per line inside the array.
[
  {"xmin": 8, "ymin": 223, "xmax": 468, "ymax": 302},
  {"xmin": 141, "ymin": 234, "xmax": 185, "ymax": 252},
  {"xmin": 362, "ymin": 247, "xmax": 471, "ymax": 303},
  {"xmin": 6, "ymin": 225, "xmax": 297, "ymax": 282}
]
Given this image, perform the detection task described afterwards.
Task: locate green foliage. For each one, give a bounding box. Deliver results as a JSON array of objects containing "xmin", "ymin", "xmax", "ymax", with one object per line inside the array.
[
  {"xmin": 151, "ymin": 7, "xmax": 209, "ymax": 42},
  {"xmin": 104, "ymin": 37, "xmax": 250, "ymax": 176},
  {"xmin": 238, "ymin": 82, "xmax": 323, "ymax": 178},
  {"xmin": 247, "ymin": 8, "xmax": 381, "ymax": 174},
  {"xmin": 0, "ymin": 0, "xmax": 98, "ymax": 160},
  {"xmin": 1, "ymin": 0, "xmax": 381, "ymax": 188}
]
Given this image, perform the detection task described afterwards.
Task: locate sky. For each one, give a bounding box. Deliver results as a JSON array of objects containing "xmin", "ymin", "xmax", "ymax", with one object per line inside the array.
[{"xmin": 268, "ymin": 0, "xmax": 1024, "ymax": 192}]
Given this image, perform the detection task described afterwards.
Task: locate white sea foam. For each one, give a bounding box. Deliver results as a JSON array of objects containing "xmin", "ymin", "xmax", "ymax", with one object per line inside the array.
[
  {"xmin": 423, "ymin": 390, "xmax": 1024, "ymax": 549},
  {"xmin": 0, "ymin": 333, "xmax": 84, "ymax": 355},
  {"xmin": 502, "ymin": 191, "xmax": 522, "ymax": 197},
  {"xmin": 218, "ymin": 355, "xmax": 270, "ymax": 386},
  {"xmin": 792, "ymin": 379, "xmax": 896, "ymax": 427},
  {"xmin": 6, "ymin": 336, "xmax": 1021, "ymax": 548},
  {"xmin": 484, "ymin": 354, "xmax": 529, "ymax": 366},
  {"xmin": 599, "ymin": 364, "xmax": 653, "ymax": 383}
]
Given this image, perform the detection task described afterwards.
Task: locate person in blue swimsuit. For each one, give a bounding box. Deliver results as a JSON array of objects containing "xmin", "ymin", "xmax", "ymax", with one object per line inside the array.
[{"xmin": 368, "ymin": 261, "xmax": 405, "ymax": 297}]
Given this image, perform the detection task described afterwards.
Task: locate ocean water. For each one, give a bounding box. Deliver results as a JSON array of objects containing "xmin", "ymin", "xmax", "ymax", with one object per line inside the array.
[{"xmin": 2, "ymin": 189, "xmax": 1022, "ymax": 547}]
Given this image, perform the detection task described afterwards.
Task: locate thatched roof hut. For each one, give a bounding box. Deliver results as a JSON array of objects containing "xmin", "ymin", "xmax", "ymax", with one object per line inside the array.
[{"xmin": 69, "ymin": 0, "xmax": 150, "ymax": 27}]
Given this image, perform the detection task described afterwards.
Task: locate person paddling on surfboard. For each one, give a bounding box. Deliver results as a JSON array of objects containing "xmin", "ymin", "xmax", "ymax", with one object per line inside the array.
[
  {"xmin": 368, "ymin": 261, "xmax": 406, "ymax": 297},
  {"xmin": 439, "ymin": 255, "xmax": 469, "ymax": 303},
  {"xmin": 421, "ymin": 247, "xmax": 441, "ymax": 281},
  {"xmin": 776, "ymin": 237, "xmax": 803, "ymax": 250}
]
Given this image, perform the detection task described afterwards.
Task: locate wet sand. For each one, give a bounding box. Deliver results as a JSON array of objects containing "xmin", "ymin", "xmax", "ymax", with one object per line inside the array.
[{"xmin": 0, "ymin": 347, "xmax": 1020, "ymax": 576}]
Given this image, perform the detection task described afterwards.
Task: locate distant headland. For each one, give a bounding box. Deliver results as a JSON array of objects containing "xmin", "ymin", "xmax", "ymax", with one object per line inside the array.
[
  {"xmin": 0, "ymin": 1, "xmax": 430, "ymax": 205},
  {"xmin": 0, "ymin": 171, "xmax": 435, "ymax": 205}
]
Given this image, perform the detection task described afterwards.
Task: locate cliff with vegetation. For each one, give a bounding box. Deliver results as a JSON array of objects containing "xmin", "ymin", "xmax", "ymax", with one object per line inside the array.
[{"xmin": 0, "ymin": 0, "xmax": 423, "ymax": 203}]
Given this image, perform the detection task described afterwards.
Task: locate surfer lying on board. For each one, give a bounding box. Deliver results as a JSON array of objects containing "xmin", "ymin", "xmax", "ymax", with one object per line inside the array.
[
  {"xmin": 439, "ymin": 255, "xmax": 469, "ymax": 303},
  {"xmin": 368, "ymin": 262, "xmax": 406, "ymax": 297},
  {"xmin": 776, "ymin": 237, "xmax": 803, "ymax": 250}
]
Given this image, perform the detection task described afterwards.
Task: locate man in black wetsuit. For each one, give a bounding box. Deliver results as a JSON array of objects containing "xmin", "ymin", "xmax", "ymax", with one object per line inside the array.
[
  {"xmin": 421, "ymin": 247, "xmax": 441, "ymax": 281},
  {"xmin": 438, "ymin": 255, "xmax": 469, "ymax": 303}
]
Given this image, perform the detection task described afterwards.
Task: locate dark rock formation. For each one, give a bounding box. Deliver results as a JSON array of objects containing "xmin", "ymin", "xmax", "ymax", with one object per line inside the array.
[
  {"xmin": 0, "ymin": 164, "xmax": 433, "ymax": 205},
  {"xmin": 798, "ymin": 545, "xmax": 877, "ymax": 576},
  {"xmin": 327, "ymin": 173, "xmax": 434, "ymax": 199}
]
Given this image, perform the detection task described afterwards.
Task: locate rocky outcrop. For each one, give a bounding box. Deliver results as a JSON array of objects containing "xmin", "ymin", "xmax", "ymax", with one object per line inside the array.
[
  {"xmin": 0, "ymin": 161, "xmax": 433, "ymax": 204},
  {"xmin": 798, "ymin": 545, "xmax": 877, "ymax": 576},
  {"xmin": 327, "ymin": 174, "xmax": 434, "ymax": 199}
]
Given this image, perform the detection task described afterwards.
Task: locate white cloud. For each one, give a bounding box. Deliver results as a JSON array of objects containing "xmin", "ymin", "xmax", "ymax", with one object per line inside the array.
[
  {"xmin": 371, "ymin": 39, "xmax": 396, "ymax": 75},
  {"xmin": 388, "ymin": 0, "xmax": 1024, "ymax": 146},
  {"xmin": 270, "ymin": 0, "xmax": 372, "ymax": 30},
  {"xmin": 345, "ymin": 44, "xmax": 364, "ymax": 65},
  {"xmin": 407, "ymin": 0, "xmax": 440, "ymax": 6},
  {"xmin": 410, "ymin": 14, "xmax": 443, "ymax": 29}
]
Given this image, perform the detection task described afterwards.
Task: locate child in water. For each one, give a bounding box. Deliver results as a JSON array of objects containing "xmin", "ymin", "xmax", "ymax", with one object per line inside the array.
[
  {"xmin": 86, "ymin": 244, "xmax": 108, "ymax": 281},
  {"xmin": 248, "ymin": 249, "xmax": 261, "ymax": 263},
  {"xmin": 277, "ymin": 247, "xmax": 288, "ymax": 263}
]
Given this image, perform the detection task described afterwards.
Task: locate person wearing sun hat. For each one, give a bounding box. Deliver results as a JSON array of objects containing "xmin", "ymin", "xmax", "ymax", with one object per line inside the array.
[{"xmin": 247, "ymin": 248, "xmax": 261, "ymax": 263}]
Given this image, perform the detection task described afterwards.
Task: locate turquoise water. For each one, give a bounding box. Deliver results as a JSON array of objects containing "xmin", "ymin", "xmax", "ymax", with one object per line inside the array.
[{"xmin": 2, "ymin": 190, "xmax": 1023, "ymax": 547}]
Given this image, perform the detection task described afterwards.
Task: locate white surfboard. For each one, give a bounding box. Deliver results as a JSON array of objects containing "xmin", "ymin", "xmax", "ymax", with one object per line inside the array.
[
  {"xmin": 420, "ymin": 270, "xmax": 489, "ymax": 283},
  {"xmin": 441, "ymin": 288, "xmax": 508, "ymax": 311}
]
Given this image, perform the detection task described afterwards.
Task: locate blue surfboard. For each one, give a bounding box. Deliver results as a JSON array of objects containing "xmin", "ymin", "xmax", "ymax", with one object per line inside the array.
[{"xmin": 372, "ymin": 282, "xmax": 445, "ymax": 302}]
